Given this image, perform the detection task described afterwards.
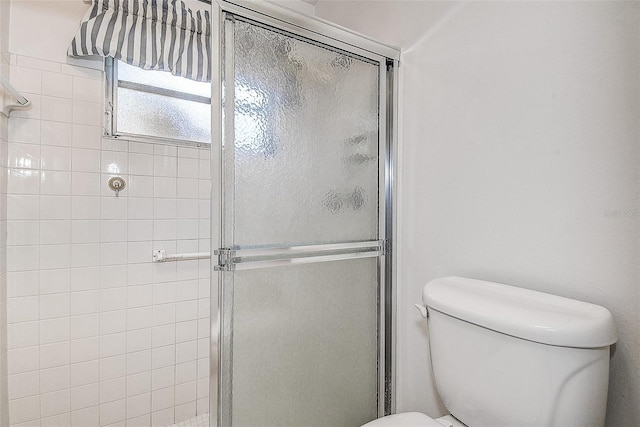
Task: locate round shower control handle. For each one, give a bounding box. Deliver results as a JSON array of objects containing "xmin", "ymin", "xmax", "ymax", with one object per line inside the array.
[{"xmin": 108, "ymin": 176, "xmax": 126, "ymax": 196}]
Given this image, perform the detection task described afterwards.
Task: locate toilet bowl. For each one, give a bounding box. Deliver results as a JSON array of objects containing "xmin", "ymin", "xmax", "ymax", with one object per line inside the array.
[
  {"xmin": 362, "ymin": 413, "xmax": 462, "ymax": 427},
  {"xmin": 363, "ymin": 277, "xmax": 617, "ymax": 427}
]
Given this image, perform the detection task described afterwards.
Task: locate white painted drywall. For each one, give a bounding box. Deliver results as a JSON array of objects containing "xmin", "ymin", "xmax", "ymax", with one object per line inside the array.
[
  {"xmin": 267, "ymin": 0, "xmax": 316, "ymax": 15},
  {"xmin": 316, "ymin": 0, "xmax": 451, "ymax": 50},
  {"xmin": 9, "ymin": 1, "xmax": 88, "ymax": 64},
  {"xmin": 0, "ymin": 0, "xmax": 9, "ymax": 56},
  {"xmin": 316, "ymin": 1, "xmax": 640, "ymax": 426}
]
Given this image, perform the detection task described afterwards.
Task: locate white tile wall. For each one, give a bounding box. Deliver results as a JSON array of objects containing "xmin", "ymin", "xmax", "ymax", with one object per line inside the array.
[
  {"xmin": 6, "ymin": 55, "xmax": 211, "ymax": 427},
  {"xmin": 1, "ymin": 57, "xmax": 11, "ymax": 427}
]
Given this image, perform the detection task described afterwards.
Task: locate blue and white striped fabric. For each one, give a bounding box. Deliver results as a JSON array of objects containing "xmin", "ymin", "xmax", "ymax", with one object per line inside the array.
[{"xmin": 68, "ymin": 0, "xmax": 211, "ymax": 82}]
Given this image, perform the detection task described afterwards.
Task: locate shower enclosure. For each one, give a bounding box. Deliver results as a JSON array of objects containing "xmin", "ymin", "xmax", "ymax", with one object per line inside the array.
[
  {"xmin": 0, "ymin": 0, "xmax": 395, "ymax": 425},
  {"xmin": 209, "ymin": 2, "xmax": 398, "ymax": 426}
]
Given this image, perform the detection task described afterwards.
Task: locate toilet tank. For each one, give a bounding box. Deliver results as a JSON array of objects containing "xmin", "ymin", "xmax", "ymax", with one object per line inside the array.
[{"xmin": 423, "ymin": 277, "xmax": 617, "ymax": 427}]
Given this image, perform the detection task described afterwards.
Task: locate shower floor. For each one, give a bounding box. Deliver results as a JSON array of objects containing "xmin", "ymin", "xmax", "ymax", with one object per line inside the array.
[{"xmin": 170, "ymin": 412, "xmax": 209, "ymax": 427}]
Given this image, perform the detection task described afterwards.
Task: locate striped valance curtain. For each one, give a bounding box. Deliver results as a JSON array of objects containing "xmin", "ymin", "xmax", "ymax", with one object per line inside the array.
[{"xmin": 68, "ymin": 0, "xmax": 211, "ymax": 82}]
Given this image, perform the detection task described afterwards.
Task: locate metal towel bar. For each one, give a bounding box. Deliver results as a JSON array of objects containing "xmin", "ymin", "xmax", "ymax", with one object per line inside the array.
[{"xmin": 152, "ymin": 250, "xmax": 210, "ymax": 262}]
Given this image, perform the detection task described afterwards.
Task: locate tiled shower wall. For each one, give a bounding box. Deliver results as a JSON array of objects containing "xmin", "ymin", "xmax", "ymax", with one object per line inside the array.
[
  {"xmin": 0, "ymin": 109, "xmax": 8, "ymax": 427},
  {"xmin": 1, "ymin": 0, "xmax": 12, "ymax": 416},
  {"xmin": 6, "ymin": 55, "xmax": 211, "ymax": 427},
  {"xmin": 0, "ymin": 56, "xmax": 10, "ymax": 426}
]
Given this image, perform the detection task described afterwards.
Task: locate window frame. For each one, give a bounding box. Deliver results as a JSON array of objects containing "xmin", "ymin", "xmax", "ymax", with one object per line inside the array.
[{"xmin": 104, "ymin": 57, "xmax": 212, "ymax": 147}]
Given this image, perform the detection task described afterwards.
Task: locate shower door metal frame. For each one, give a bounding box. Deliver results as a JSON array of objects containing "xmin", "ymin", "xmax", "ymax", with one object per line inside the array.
[{"xmin": 210, "ymin": 1, "xmax": 399, "ymax": 425}]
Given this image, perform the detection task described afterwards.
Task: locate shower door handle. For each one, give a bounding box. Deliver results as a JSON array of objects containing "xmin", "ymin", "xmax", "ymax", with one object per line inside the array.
[{"xmin": 214, "ymin": 240, "xmax": 385, "ymax": 272}]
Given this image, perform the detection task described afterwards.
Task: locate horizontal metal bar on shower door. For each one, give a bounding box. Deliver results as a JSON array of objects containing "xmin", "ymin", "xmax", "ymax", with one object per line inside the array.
[
  {"xmin": 224, "ymin": 249, "xmax": 383, "ymax": 272},
  {"xmin": 216, "ymin": 240, "xmax": 384, "ymax": 258},
  {"xmin": 214, "ymin": 240, "xmax": 385, "ymax": 271}
]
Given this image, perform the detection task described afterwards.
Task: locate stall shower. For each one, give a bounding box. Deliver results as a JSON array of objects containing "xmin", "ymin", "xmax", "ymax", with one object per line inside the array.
[{"xmin": 0, "ymin": 0, "xmax": 397, "ymax": 426}]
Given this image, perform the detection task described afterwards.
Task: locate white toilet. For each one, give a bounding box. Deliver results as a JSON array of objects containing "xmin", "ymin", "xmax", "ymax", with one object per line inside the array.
[{"xmin": 365, "ymin": 277, "xmax": 618, "ymax": 427}]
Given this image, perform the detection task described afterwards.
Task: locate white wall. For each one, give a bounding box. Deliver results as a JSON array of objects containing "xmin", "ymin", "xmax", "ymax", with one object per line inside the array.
[
  {"xmin": 9, "ymin": 1, "xmax": 89, "ymax": 65},
  {"xmin": 316, "ymin": 1, "xmax": 640, "ymax": 426},
  {"xmin": 0, "ymin": 0, "xmax": 8, "ymax": 57},
  {"xmin": 0, "ymin": 0, "xmax": 12, "ymax": 424}
]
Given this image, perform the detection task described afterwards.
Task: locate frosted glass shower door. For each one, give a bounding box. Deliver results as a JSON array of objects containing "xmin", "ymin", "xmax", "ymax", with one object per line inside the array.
[{"xmin": 216, "ymin": 13, "xmax": 387, "ymax": 427}]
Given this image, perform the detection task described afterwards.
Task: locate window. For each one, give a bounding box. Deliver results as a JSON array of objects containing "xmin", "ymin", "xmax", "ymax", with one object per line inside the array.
[{"xmin": 105, "ymin": 58, "xmax": 211, "ymax": 144}]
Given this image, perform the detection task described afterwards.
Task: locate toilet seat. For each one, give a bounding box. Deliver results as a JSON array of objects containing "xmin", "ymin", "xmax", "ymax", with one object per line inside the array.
[{"xmin": 361, "ymin": 412, "xmax": 463, "ymax": 427}]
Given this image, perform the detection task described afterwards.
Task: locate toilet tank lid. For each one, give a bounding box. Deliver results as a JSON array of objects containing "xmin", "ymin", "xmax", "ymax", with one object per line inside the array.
[{"xmin": 423, "ymin": 277, "xmax": 618, "ymax": 348}]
